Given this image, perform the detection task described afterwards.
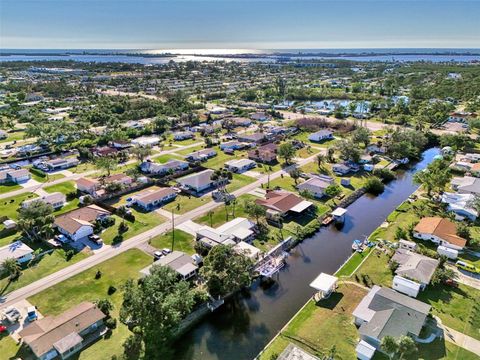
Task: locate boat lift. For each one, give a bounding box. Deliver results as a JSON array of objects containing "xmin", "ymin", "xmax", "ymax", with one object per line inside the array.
[{"xmin": 310, "ymin": 273, "xmax": 338, "ymax": 301}]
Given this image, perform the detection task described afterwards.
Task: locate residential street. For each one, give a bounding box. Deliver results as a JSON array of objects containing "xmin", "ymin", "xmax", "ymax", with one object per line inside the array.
[{"xmin": 0, "ymin": 150, "xmax": 325, "ymax": 309}]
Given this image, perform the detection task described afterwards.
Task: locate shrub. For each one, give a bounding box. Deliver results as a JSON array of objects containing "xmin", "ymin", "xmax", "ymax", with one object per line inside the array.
[
  {"xmin": 95, "ymin": 270, "xmax": 102, "ymax": 279},
  {"xmin": 365, "ymin": 177, "xmax": 385, "ymax": 195},
  {"xmin": 119, "ymin": 221, "xmax": 129, "ymax": 233},
  {"xmin": 30, "ymin": 168, "xmax": 46, "ymax": 178},
  {"xmin": 64, "ymin": 250, "xmax": 75, "ymax": 261},
  {"xmin": 373, "ymin": 168, "xmax": 396, "ymax": 182},
  {"xmin": 107, "ymin": 285, "xmax": 117, "ymax": 295},
  {"xmin": 105, "ymin": 317, "xmax": 117, "ymax": 329}
]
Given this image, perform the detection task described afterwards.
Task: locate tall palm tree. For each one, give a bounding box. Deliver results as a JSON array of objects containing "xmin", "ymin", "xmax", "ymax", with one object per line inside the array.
[{"xmin": 2, "ymin": 258, "xmax": 21, "ymax": 280}]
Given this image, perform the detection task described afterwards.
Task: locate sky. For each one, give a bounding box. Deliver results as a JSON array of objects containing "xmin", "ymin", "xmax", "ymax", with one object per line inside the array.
[{"xmin": 1, "ymin": 0, "xmax": 480, "ymax": 50}]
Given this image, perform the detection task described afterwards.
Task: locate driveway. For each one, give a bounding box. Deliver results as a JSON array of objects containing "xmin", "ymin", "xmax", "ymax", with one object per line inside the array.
[
  {"xmin": 177, "ymin": 220, "xmax": 204, "ymax": 236},
  {"xmin": 3, "ymin": 299, "xmax": 44, "ymax": 341},
  {"xmin": 447, "ymin": 265, "xmax": 480, "ymax": 290}
]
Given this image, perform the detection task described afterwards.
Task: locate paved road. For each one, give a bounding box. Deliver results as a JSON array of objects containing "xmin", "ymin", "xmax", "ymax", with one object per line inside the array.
[
  {"xmin": 0, "ymin": 150, "xmax": 325, "ymax": 309},
  {"xmin": 448, "ymin": 265, "xmax": 480, "ymax": 291},
  {"xmin": 440, "ymin": 321, "xmax": 480, "ymax": 356},
  {"xmin": 0, "ymin": 141, "xmax": 204, "ymax": 201}
]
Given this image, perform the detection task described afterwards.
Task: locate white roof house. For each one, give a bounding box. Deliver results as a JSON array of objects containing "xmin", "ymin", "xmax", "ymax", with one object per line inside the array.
[
  {"xmin": 224, "ymin": 159, "xmax": 256, "ymax": 173},
  {"xmin": 441, "ymin": 192, "xmax": 478, "ymax": 221},
  {"xmin": 131, "ymin": 136, "xmax": 160, "ymax": 147},
  {"xmin": 196, "ymin": 217, "xmax": 256, "ymax": 247},
  {"xmin": 233, "ymin": 241, "xmax": 261, "ymax": 260},
  {"xmin": 0, "ymin": 241, "xmax": 34, "ymax": 265},
  {"xmin": 177, "ymin": 169, "xmax": 215, "ymax": 193}
]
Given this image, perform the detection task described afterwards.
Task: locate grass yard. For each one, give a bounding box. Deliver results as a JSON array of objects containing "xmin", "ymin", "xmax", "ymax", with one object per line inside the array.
[
  {"xmin": 25, "ymin": 249, "xmax": 152, "ymax": 360},
  {"xmin": 295, "ymin": 146, "xmax": 321, "ymax": 159},
  {"xmin": 0, "ymin": 131, "xmax": 26, "ymax": 143},
  {"xmin": 226, "ymin": 173, "xmax": 254, "ymax": 192},
  {"xmin": 70, "ymin": 162, "xmax": 97, "ymax": 174},
  {"xmin": 0, "ymin": 183, "xmax": 22, "ymax": 194},
  {"xmin": 349, "ymin": 249, "xmax": 394, "ymax": 288},
  {"xmin": 0, "ymin": 192, "xmax": 37, "ymax": 220},
  {"xmin": 28, "ymin": 170, "xmax": 65, "ymax": 183},
  {"xmin": 44, "ymin": 180, "xmax": 76, "ymax": 194},
  {"xmin": 149, "ymin": 229, "xmax": 195, "ymax": 255},
  {"xmin": 100, "ymin": 210, "xmax": 164, "ymax": 245},
  {"xmin": 258, "ymin": 284, "xmax": 367, "ymax": 360},
  {"xmin": 174, "ymin": 144, "xmax": 205, "ymax": 156},
  {"xmin": 0, "ymin": 247, "xmax": 89, "ymax": 296},
  {"xmin": 335, "ymin": 247, "xmax": 373, "ymax": 277},
  {"xmin": 418, "ymin": 284, "xmax": 480, "ymax": 341},
  {"xmin": 163, "ymin": 194, "xmax": 211, "ymax": 215},
  {"xmin": 154, "ymin": 153, "xmax": 185, "ymax": 163},
  {"xmin": 414, "ymin": 339, "xmax": 480, "ymax": 360},
  {"xmin": 194, "ymin": 194, "xmax": 257, "ymax": 227}
]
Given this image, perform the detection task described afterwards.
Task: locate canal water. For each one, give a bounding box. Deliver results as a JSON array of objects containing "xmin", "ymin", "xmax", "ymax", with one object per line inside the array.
[{"xmin": 177, "ymin": 148, "xmax": 439, "ymax": 360}]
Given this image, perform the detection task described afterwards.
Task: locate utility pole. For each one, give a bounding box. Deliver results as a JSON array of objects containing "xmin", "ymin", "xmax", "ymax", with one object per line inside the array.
[{"xmin": 171, "ymin": 209, "xmax": 175, "ymax": 250}]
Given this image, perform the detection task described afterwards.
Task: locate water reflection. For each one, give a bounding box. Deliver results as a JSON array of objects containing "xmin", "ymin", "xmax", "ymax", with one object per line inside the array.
[{"xmin": 177, "ymin": 148, "xmax": 439, "ymax": 360}]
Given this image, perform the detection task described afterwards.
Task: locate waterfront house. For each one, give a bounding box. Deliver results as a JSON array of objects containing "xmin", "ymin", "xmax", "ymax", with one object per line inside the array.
[
  {"xmin": 460, "ymin": 153, "xmax": 480, "ymax": 163},
  {"xmin": 451, "ymin": 176, "xmax": 480, "ymax": 196},
  {"xmin": 19, "ymin": 302, "xmax": 106, "ymax": 360},
  {"xmin": 413, "ymin": 217, "xmax": 466, "ymax": 250},
  {"xmin": 441, "ymin": 192, "xmax": 478, "ymax": 221},
  {"xmin": 248, "ymin": 143, "xmax": 277, "ymax": 164},
  {"xmin": 0, "ymin": 241, "xmax": 34, "ymax": 268},
  {"xmin": 186, "ymin": 148, "xmax": 217, "ymax": 162},
  {"xmin": 76, "ymin": 177, "xmax": 100, "ymax": 196},
  {"xmin": 296, "ymin": 177, "xmax": 333, "ymax": 198},
  {"xmin": 352, "ymin": 286, "xmax": 431, "ymax": 349},
  {"xmin": 109, "ymin": 139, "xmax": 131, "ymax": 149},
  {"xmin": 22, "ymin": 192, "xmax": 67, "ymax": 210},
  {"xmin": 391, "ymin": 249, "xmax": 439, "ymax": 292},
  {"xmin": 225, "ymin": 159, "xmax": 256, "ymax": 173},
  {"xmin": 196, "ymin": 217, "xmax": 256, "ymax": 248},
  {"xmin": 45, "ymin": 157, "xmax": 80, "ymax": 171},
  {"xmin": 177, "ymin": 169, "xmax": 215, "ymax": 194},
  {"xmin": 256, "ymin": 190, "xmax": 313, "ymax": 218},
  {"xmin": 90, "ymin": 146, "xmax": 118, "ymax": 157},
  {"xmin": 140, "ymin": 251, "xmax": 198, "ymax": 280},
  {"xmin": 308, "ymin": 130, "xmax": 333, "ymax": 142},
  {"xmin": 220, "ymin": 140, "xmax": 246, "ymax": 152},
  {"xmin": 131, "ymin": 187, "xmax": 177, "ymax": 211},
  {"xmin": 332, "ymin": 163, "xmax": 351, "ymax": 176},
  {"xmin": 54, "ymin": 205, "xmax": 111, "ymax": 241}
]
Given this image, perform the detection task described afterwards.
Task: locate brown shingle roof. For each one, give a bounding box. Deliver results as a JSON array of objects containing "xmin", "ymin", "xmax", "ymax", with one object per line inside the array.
[
  {"xmin": 54, "ymin": 205, "xmax": 110, "ymax": 234},
  {"xmin": 256, "ymin": 191, "xmax": 304, "ymax": 213},
  {"xmin": 19, "ymin": 302, "xmax": 105, "ymax": 358},
  {"xmin": 414, "ymin": 217, "xmax": 467, "ymax": 248}
]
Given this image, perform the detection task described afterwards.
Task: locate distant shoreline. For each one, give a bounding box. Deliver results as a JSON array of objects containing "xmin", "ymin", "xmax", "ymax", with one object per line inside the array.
[{"xmin": 1, "ymin": 48, "xmax": 480, "ymax": 58}]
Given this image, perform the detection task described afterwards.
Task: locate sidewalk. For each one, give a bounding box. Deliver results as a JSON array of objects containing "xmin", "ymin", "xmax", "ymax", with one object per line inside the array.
[{"xmin": 442, "ymin": 324, "xmax": 480, "ymax": 356}]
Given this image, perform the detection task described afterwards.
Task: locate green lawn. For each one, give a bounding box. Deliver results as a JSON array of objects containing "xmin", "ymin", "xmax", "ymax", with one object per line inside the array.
[
  {"xmin": 149, "ymin": 229, "xmax": 196, "ymax": 254},
  {"xmin": 350, "ymin": 249, "xmax": 394, "ymax": 287},
  {"xmin": 0, "ymin": 247, "xmax": 89, "ymax": 296},
  {"xmin": 101, "ymin": 210, "xmax": 164, "ymax": 245},
  {"xmin": 335, "ymin": 247, "xmax": 373, "ymax": 277},
  {"xmin": 258, "ymin": 284, "xmax": 367, "ymax": 360},
  {"xmin": 418, "ymin": 284, "xmax": 480, "ymax": 341},
  {"xmin": 154, "ymin": 153, "xmax": 185, "ymax": 164},
  {"xmin": 163, "ymin": 194, "xmax": 211, "ymax": 215},
  {"xmin": 25, "ymin": 249, "xmax": 152, "ymax": 360},
  {"xmin": 174, "ymin": 144, "xmax": 205, "ymax": 156},
  {"xmin": 0, "ymin": 131, "xmax": 26, "ymax": 143},
  {"xmin": 226, "ymin": 173, "xmax": 254, "ymax": 192},
  {"xmin": 44, "ymin": 180, "xmax": 76, "ymax": 194},
  {"xmin": 0, "ymin": 192, "xmax": 37, "ymax": 220},
  {"xmin": 194, "ymin": 194, "xmax": 257, "ymax": 227},
  {"xmin": 0, "ymin": 183, "xmax": 22, "ymax": 194},
  {"xmin": 28, "ymin": 170, "xmax": 65, "ymax": 184}
]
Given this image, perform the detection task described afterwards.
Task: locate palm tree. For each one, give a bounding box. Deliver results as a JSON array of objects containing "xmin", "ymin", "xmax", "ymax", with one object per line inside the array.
[
  {"xmin": 381, "ymin": 336, "xmax": 399, "ymax": 360},
  {"xmin": 316, "ymin": 153, "xmax": 326, "ymax": 169},
  {"xmin": 2, "ymin": 258, "xmax": 21, "ymax": 280}
]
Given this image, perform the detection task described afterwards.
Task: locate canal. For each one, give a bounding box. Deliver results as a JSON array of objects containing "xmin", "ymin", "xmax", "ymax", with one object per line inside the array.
[{"xmin": 177, "ymin": 148, "xmax": 439, "ymax": 360}]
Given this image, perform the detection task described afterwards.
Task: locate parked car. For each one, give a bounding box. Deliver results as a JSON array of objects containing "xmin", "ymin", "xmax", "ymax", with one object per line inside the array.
[
  {"xmin": 88, "ymin": 234, "xmax": 103, "ymax": 245},
  {"xmin": 0, "ymin": 325, "xmax": 7, "ymax": 334},
  {"xmin": 153, "ymin": 250, "xmax": 163, "ymax": 260},
  {"xmin": 162, "ymin": 248, "xmax": 172, "ymax": 256},
  {"xmin": 443, "ymin": 279, "xmax": 459, "ymax": 288},
  {"xmin": 455, "ymin": 260, "xmax": 480, "ymax": 274},
  {"xmin": 54, "ymin": 234, "xmax": 69, "ymax": 244},
  {"xmin": 26, "ymin": 306, "xmax": 38, "ymax": 322}
]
